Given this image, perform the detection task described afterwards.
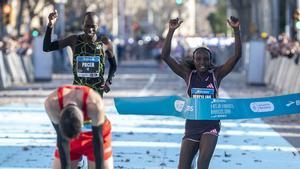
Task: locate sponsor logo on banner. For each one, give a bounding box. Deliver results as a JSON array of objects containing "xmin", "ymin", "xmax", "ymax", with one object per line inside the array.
[
  {"xmin": 174, "ymin": 100, "xmax": 185, "ymax": 112},
  {"xmin": 185, "ymin": 105, "xmax": 194, "ymax": 112},
  {"xmin": 286, "ymin": 100, "xmax": 300, "ymax": 107},
  {"xmin": 286, "ymin": 101, "xmax": 295, "ymax": 107},
  {"xmin": 250, "ymin": 101, "xmax": 274, "ymax": 112}
]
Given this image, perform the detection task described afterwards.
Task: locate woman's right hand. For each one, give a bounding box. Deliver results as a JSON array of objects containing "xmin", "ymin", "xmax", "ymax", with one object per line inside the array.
[
  {"xmin": 48, "ymin": 10, "xmax": 58, "ymax": 28},
  {"xmin": 227, "ymin": 16, "xmax": 240, "ymax": 31},
  {"xmin": 169, "ymin": 18, "xmax": 183, "ymax": 31}
]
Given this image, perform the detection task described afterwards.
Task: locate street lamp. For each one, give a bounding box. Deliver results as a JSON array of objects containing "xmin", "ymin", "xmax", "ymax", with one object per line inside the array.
[
  {"xmin": 176, "ymin": 0, "xmax": 183, "ymax": 5},
  {"xmin": 3, "ymin": 4, "xmax": 11, "ymax": 25}
]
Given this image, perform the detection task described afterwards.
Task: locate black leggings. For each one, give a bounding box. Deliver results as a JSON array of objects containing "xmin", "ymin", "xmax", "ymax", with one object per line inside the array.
[{"xmin": 178, "ymin": 134, "xmax": 218, "ymax": 169}]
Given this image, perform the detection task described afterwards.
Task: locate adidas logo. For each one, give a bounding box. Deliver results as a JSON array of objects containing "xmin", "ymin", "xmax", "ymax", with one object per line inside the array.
[
  {"xmin": 210, "ymin": 129, "xmax": 218, "ymax": 134},
  {"xmin": 207, "ymin": 83, "xmax": 214, "ymax": 89}
]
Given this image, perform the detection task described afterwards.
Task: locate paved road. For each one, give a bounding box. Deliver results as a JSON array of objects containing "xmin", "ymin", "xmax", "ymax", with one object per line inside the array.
[{"xmin": 0, "ymin": 60, "xmax": 299, "ymax": 168}]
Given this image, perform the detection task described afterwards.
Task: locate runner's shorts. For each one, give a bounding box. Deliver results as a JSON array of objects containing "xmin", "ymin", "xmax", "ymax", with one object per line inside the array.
[
  {"xmin": 54, "ymin": 119, "xmax": 113, "ymax": 161},
  {"xmin": 183, "ymin": 121, "xmax": 221, "ymax": 142}
]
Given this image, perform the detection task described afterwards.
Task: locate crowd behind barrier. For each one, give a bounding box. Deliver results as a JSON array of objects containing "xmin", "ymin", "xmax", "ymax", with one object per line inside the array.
[
  {"xmin": 264, "ymin": 33, "xmax": 300, "ymax": 93},
  {"xmin": 266, "ymin": 33, "xmax": 300, "ymax": 64},
  {"xmin": 1, "ymin": 31, "xmax": 299, "ymax": 93},
  {"xmin": 115, "ymin": 36, "xmax": 237, "ymax": 68}
]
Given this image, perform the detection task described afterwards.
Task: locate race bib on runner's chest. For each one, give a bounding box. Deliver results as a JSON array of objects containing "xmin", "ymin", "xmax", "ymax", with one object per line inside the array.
[
  {"xmin": 76, "ymin": 56, "xmax": 100, "ymax": 78},
  {"xmin": 81, "ymin": 120, "xmax": 92, "ymax": 132},
  {"xmin": 191, "ymin": 88, "xmax": 214, "ymax": 98}
]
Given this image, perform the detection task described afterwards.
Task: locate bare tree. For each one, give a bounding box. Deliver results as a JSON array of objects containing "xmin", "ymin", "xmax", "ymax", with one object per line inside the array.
[
  {"xmin": 230, "ymin": 0, "xmax": 252, "ymax": 41},
  {"xmin": 17, "ymin": 0, "xmax": 55, "ymax": 36},
  {"xmin": 153, "ymin": 0, "xmax": 178, "ymax": 35}
]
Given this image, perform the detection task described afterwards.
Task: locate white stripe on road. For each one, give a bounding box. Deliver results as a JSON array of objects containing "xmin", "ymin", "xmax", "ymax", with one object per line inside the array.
[
  {"xmin": 0, "ymin": 168, "xmax": 50, "ymax": 169},
  {"xmin": 2, "ymin": 117, "xmax": 300, "ymax": 130},
  {"xmin": 111, "ymin": 127, "xmax": 300, "ymax": 137},
  {"xmin": 1, "ymin": 89, "xmax": 300, "ymax": 168},
  {"xmin": 113, "ymin": 141, "xmax": 300, "ymax": 152},
  {"xmin": 1, "ymin": 128, "xmax": 300, "ymax": 138},
  {"xmin": 138, "ymin": 74, "xmax": 156, "ymax": 96},
  {"xmin": 238, "ymin": 123, "xmax": 300, "ymax": 129},
  {"xmin": 112, "ymin": 118, "xmax": 300, "ymax": 129},
  {"xmin": 0, "ymin": 139, "xmax": 298, "ymax": 153}
]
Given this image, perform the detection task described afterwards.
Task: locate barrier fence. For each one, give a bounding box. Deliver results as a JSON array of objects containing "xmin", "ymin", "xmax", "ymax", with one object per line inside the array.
[
  {"xmin": 264, "ymin": 52, "xmax": 300, "ymax": 93},
  {"xmin": 1, "ymin": 46, "xmax": 299, "ymax": 92},
  {"xmin": 0, "ymin": 51, "xmax": 34, "ymax": 89}
]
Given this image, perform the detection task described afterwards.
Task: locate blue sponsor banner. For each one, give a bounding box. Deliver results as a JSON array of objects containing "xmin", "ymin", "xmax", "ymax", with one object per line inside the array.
[{"xmin": 114, "ymin": 93, "xmax": 300, "ymax": 120}]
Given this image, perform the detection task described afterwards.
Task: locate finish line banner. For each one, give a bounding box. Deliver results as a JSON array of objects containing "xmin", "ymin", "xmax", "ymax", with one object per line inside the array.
[{"xmin": 114, "ymin": 93, "xmax": 300, "ymax": 120}]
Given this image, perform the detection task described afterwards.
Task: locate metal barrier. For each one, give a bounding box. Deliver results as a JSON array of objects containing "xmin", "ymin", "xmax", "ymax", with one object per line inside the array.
[
  {"xmin": 0, "ymin": 50, "xmax": 35, "ymax": 90},
  {"xmin": 264, "ymin": 52, "xmax": 300, "ymax": 93},
  {"xmin": 0, "ymin": 51, "xmax": 12, "ymax": 89},
  {"xmin": 21, "ymin": 55, "xmax": 34, "ymax": 82},
  {"xmin": 6, "ymin": 52, "xmax": 27, "ymax": 84}
]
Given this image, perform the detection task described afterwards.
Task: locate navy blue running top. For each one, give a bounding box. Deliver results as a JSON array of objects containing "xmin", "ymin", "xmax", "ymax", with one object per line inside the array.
[{"xmin": 185, "ymin": 70, "xmax": 220, "ymax": 134}]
